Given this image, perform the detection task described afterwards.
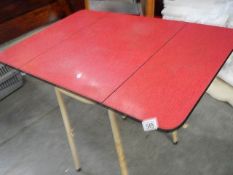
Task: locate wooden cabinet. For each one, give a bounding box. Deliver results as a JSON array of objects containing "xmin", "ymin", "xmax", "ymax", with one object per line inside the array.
[{"xmin": 0, "ymin": 0, "xmax": 85, "ymax": 44}]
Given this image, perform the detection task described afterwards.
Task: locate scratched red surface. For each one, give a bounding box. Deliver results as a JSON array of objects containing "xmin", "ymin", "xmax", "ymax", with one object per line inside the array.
[
  {"xmin": 1, "ymin": 10, "xmax": 107, "ymax": 69},
  {"xmin": 20, "ymin": 12, "xmax": 185, "ymax": 102},
  {"xmin": 104, "ymin": 23, "xmax": 233, "ymax": 130},
  {"xmin": 0, "ymin": 11, "xmax": 232, "ymax": 130}
]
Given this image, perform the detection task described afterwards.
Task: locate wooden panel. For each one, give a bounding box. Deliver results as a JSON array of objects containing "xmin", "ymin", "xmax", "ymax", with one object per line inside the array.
[
  {"xmin": 67, "ymin": 0, "xmax": 85, "ymax": 12},
  {"xmin": 0, "ymin": 2, "xmax": 66, "ymax": 44},
  {"xmin": 57, "ymin": 0, "xmax": 72, "ymax": 15},
  {"xmin": 0, "ymin": 0, "xmax": 56, "ymax": 23}
]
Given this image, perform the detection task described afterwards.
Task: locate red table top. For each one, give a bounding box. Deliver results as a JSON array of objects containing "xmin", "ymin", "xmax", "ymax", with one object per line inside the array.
[
  {"xmin": 1, "ymin": 10, "xmax": 107, "ymax": 69},
  {"xmin": 0, "ymin": 10, "xmax": 232, "ymax": 131},
  {"xmin": 104, "ymin": 23, "xmax": 233, "ymax": 130},
  {"xmin": 1, "ymin": 10, "xmax": 185, "ymax": 103}
]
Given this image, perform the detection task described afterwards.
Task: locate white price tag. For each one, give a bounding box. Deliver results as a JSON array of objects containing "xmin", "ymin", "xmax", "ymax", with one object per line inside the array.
[{"xmin": 142, "ymin": 118, "xmax": 158, "ymax": 132}]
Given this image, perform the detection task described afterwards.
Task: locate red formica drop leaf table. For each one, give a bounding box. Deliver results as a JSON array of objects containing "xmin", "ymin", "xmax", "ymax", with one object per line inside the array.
[{"xmin": 0, "ymin": 10, "xmax": 232, "ymax": 175}]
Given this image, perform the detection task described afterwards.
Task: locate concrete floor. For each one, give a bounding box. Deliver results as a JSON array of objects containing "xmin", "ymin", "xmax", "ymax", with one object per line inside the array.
[{"xmin": 1, "ymin": 1, "xmax": 233, "ymax": 175}]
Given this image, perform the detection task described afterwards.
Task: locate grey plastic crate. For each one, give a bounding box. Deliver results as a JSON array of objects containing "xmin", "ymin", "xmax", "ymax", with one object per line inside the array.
[{"xmin": 0, "ymin": 64, "xmax": 23, "ymax": 100}]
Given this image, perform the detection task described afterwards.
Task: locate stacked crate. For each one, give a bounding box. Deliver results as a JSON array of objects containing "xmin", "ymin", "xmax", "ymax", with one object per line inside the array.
[{"xmin": 0, "ymin": 64, "xmax": 23, "ymax": 100}]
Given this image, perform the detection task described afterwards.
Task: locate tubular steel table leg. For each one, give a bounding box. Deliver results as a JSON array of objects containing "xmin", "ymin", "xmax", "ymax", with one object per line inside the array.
[
  {"xmin": 108, "ymin": 109, "xmax": 129, "ymax": 175},
  {"xmin": 55, "ymin": 87, "xmax": 81, "ymax": 171},
  {"xmin": 172, "ymin": 130, "xmax": 178, "ymax": 144}
]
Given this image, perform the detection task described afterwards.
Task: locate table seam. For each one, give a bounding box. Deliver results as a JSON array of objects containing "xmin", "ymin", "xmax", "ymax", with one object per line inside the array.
[
  {"xmin": 19, "ymin": 12, "xmax": 109, "ymax": 69},
  {"xmin": 102, "ymin": 22, "xmax": 188, "ymax": 103}
]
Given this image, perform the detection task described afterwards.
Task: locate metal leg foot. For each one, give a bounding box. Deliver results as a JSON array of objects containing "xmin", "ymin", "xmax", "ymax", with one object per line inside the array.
[
  {"xmin": 76, "ymin": 168, "xmax": 82, "ymax": 172},
  {"xmin": 121, "ymin": 115, "xmax": 127, "ymax": 120},
  {"xmin": 172, "ymin": 130, "xmax": 178, "ymax": 145}
]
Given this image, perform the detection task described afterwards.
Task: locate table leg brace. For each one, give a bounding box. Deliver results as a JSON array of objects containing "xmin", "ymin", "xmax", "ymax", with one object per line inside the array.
[
  {"xmin": 55, "ymin": 87, "xmax": 81, "ymax": 171},
  {"xmin": 108, "ymin": 109, "xmax": 129, "ymax": 175}
]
